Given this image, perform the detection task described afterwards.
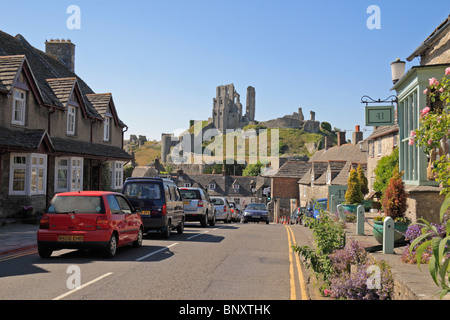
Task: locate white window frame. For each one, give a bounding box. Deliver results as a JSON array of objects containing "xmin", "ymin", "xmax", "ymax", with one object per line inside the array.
[
  {"xmin": 232, "ymin": 183, "xmax": 240, "ymax": 190},
  {"xmin": 109, "ymin": 161, "xmax": 124, "ymax": 190},
  {"xmin": 54, "ymin": 157, "xmax": 83, "ymax": 192},
  {"xmin": 9, "ymin": 153, "xmax": 47, "ymax": 196},
  {"xmin": 67, "ymin": 106, "xmax": 76, "ymax": 135},
  {"xmin": 103, "ymin": 116, "xmax": 111, "ymax": 141},
  {"xmin": 12, "ymin": 89, "xmax": 26, "ymax": 126},
  {"xmin": 209, "ymin": 183, "xmax": 216, "ymax": 190},
  {"xmin": 184, "ymin": 183, "xmax": 191, "ymax": 188}
]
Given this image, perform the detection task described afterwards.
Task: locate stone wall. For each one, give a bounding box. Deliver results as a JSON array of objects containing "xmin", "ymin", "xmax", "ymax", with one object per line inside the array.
[
  {"xmin": 421, "ymin": 27, "xmax": 450, "ymax": 66},
  {"xmin": 404, "ymin": 185, "xmax": 448, "ymax": 224}
]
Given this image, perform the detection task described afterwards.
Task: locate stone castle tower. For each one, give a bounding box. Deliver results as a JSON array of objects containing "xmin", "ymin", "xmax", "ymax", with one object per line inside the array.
[{"xmin": 212, "ymin": 84, "xmax": 255, "ymax": 132}]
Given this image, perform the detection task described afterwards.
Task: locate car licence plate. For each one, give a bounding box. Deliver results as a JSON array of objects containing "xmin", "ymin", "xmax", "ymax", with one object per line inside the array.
[
  {"xmin": 252, "ymin": 216, "xmax": 260, "ymax": 219},
  {"xmin": 183, "ymin": 201, "xmax": 190, "ymax": 205},
  {"xmin": 140, "ymin": 211, "xmax": 152, "ymax": 216},
  {"xmin": 58, "ymin": 235, "xmax": 84, "ymax": 242}
]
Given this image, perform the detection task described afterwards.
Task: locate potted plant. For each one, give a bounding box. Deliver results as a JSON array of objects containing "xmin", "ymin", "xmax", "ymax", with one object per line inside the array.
[
  {"xmin": 373, "ymin": 167, "xmax": 410, "ymax": 244},
  {"xmin": 357, "ymin": 165, "xmax": 372, "ymax": 211},
  {"xmin": 342, "ymin": 169, "xmax": 363, "ymax": 214}
]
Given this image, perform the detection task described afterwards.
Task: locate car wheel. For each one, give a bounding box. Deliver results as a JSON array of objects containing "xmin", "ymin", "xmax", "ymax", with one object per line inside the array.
[
  {"xmin": 163, "ymin": 222, "xmax": 171, "ymax": 239},
  {"xmin": 38, "ymin": 244, "xmax": 53, "ymax": 259},
  {"xmin": 200, "ymin": 212, "xmax": 208, "ymax": 227},
  {"xmin": 177, "ymin": 219, "xmax": 184, "ymax": 234},
  {"xmin": 209, "ymin": 214, "xmax": 216, "ymax": 227},
  {"xmin": 133, "ymin": 228, "xmax": 143, "ymax": 248},
  {"xmin": 104, "ymin": 233, "xmax": 118, "ymax": 258}
]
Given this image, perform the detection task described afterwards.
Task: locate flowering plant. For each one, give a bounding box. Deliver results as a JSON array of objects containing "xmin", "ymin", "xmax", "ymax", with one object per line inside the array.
[
  {"xmin": 408, "ymin": 67, "xmax": 450, "ymax": 299},
  {"xmin": 410, "ymin": 67, "xmax": 450, "ymax": 194}
]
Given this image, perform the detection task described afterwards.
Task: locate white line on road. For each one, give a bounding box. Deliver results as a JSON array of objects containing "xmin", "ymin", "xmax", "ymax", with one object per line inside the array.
[
  {"xmin": 135, "ymin": 243, "xmax": 178, "ymax": 261},
  {"xmin": 53, "ymin": 272, "xmax": 113, "ymax": 300}
]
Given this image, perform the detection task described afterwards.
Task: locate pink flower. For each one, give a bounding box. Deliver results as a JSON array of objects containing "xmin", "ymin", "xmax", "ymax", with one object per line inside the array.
[
  {"xmin": 439, "ymin": 87, "xmax": 444, "ymax": 93},
  {"xmin": 421, "ymin": 107, "xmax": 431, "ymax": 116},
  {"xmin": 427, "ymin": 139, "xmax": 433, "ymax": 145},
  {"xmin": 409, "ymin": 138, "xmax": 415, "ymax": 146},
  {"xmin": 410, "ymin": 130, "xmax": 416, "ymax": 137},
  {"xmin": 446, "ymin": 67, "xmax": 450, "ymax": 76},
  {"xmin": 429, "ymin": 77, "xmax": 439, "ymax": 86},
  {"xmin": 423, "ymin": 88, "xmax": 428, "ymax": 94}
]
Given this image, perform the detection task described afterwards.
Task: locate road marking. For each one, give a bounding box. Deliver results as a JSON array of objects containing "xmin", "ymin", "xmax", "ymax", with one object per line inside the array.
[
  {"xmin": 187, "ymin": 231, "xmax": 210, "ymax": 240},
  {"xmin": 52, "ymin": 272, "xmax": 113, "ymax": 300},
  {"xmin": 285, "ymin": 225, "xmax": 297, "ymax": 300},
  {"xmin": 285, "ymin": 225, "xmax": 308, "ymax": 300},
  {"xmin": 135, "ymin": 243, "xmax": 178, "ymax": 261},
  {"xmin": 0, "ymin": 248, "xmax": 37, "ymax": 262}
]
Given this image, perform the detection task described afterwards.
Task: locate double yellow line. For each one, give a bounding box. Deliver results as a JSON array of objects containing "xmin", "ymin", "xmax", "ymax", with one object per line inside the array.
[
  {"xmin": 285, "ymin": 224, "xmax": 308, "ymax": 300},
  {"xmin": 0, "ymin": 248, "xmax": 37, "ymax": 262}
]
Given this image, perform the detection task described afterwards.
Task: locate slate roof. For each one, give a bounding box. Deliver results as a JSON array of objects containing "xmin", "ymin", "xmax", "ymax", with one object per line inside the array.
[
  {"xmin": 0, "ymin": 55, "xmax": 24, "ymax": 92},
  {"xmin": 0, "ymin": 31, "xmax": 125, "ymax": 124},
  {"xmin": 169, "ymin": 174, "xmax": 270, "ymax": 198},
  {"xmin": 51, "ymin": 137, "xmax": 131, "ymax": 160},
  {"xmin": 0, "ymin": 127, "xmax": 50, "ymax": 150},
  {"xmin": 272, "ymin": 161, "xmax": 312, "ymax": 178},
  {"xmin": 366, "ymin": 124, "xmax": 399, "ymax": 140}
]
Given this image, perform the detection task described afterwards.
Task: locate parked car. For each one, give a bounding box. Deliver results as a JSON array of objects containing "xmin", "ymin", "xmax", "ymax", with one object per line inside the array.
[
  {"xmin": 179, "ymin": 187, "xmax": 216, "ymax": 227},
  {"xmin": 228, "ymin": 201, "xmax": 240, "ymax": 222},
  {"xmin": 122, "ymin": 177, "xmax": 184, "ymax": 238},
  {"xmin": 210, "ymin": 196, "xmax": 232, "ymax": 223},
  {"xmin": 241, "ymin": 203, "xmax": 270, "ymax": 224},
  {"xmin": 37, "ymin": 191, "xmax": 144, "ymax": 258}
]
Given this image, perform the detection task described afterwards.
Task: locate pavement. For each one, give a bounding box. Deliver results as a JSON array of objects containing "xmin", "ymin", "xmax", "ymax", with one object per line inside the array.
[{"xmin": 0, "ymin": 214, "xmax": 448, "ymax": 300}]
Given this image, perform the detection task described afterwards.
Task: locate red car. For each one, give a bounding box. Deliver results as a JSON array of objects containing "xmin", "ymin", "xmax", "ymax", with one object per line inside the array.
[{"xmin": 37, "ymin": 191, "xmax": 144, "ymax": 258}]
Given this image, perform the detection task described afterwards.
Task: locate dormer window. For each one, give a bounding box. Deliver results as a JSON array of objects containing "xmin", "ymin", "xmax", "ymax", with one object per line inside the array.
[
  {"xmin": 209, "ymin": 183, "xmax": 216, "ymax": 190},
  {"xmin": 67, "ymin": 106, "xmax": 76, "ymax": 135},
  {"xmin": 233, "ymin": 183, "xmax": 240, "ymax": 190},
  {"xmin": 12, "ymin": 89, "xmax": 26, "ymax": 126}
]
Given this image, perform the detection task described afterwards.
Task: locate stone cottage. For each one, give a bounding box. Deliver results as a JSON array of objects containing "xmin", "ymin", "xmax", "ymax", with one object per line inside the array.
[{"xmin": 0, "ymin": 32, "xmax": 131, "ymax": 217}]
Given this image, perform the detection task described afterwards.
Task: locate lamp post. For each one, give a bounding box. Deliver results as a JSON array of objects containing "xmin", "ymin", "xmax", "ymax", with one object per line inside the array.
[{"xmin": 391, "ymin": 58, "xmax": 406, "ymax": 84}]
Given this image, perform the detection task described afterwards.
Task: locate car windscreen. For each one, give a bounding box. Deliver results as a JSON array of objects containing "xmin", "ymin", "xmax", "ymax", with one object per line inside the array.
[
  {"xmin": 48, "ymin": 196, "xmax": 105, "ymax": 214},
  {"xmin": 123, "ymin": 182, "xmax": 162, "ymax": 200},
  {"xmin": 211, "ymin": 198, "xmax": 224, "ymax": 205},
  {"xmin": 246, "ymin": 203, "xmax": 267, "ymax": 211},
  {"xmin": 179, "ymin": 189, "xmax": 201, "ymax": 200}
]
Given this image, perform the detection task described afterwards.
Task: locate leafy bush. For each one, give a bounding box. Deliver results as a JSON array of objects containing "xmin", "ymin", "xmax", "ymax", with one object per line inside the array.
[
  {"xmin": 373, "ymin": 148, "xmax": 399, "ymax": 194},
  {"xmin": 381, "ymin": 167, "xmax": 408, "ymax": 221},
  {"xmin": 345, "ymin": 169, "xmax": 363, "ymax": 204}
]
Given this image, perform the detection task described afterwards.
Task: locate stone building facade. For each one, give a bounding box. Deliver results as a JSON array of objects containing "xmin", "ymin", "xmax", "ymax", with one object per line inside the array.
[{"xmin": 0, "ymin": 31, "xmax": 131, "ymax": 218}]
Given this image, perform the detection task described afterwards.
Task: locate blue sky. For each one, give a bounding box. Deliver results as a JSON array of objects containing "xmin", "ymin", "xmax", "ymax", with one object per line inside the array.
[{"xmin": 1, "ymin": 1, "xmax": 449, "ymax": 141}]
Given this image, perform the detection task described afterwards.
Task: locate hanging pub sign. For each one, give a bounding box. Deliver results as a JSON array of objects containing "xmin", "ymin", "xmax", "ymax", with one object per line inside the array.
[{"xmin": 365, "ymin": 105, "xmax": 395, "ymax": 126}]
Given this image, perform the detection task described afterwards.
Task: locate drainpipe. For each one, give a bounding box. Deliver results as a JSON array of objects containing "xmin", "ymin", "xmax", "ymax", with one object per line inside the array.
[{"xmin": 47, "ymin": 107, "xmax": 55, "ymax": 135}]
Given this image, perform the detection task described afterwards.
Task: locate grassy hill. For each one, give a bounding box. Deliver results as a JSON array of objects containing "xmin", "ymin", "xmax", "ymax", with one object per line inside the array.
[{"xmin": 128, "ymin": 123, "xmax": 338, "ymax": 166}]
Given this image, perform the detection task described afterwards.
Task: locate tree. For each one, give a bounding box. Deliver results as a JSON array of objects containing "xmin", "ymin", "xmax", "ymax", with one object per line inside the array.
[
  {"xmin": 373, "ymin": 148, "xmax": 399, "ymax": 194},
  {"xmin": 345, "ymin": 169, "xmax": 363, "ymax": 204},
  {"xmin": 357, "ymin": 164, "xmax": 369, "ymax": 197},
  {"xmin": 381, "ymin": 167, "xmax": 407, "ymax": 221},
  {"xmin": 242, "ymin": 161, "xmax": 264, "ymax": 176}
]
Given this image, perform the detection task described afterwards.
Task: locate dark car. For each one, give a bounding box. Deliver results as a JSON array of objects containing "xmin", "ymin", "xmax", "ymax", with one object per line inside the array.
[
  {"xmin": 241, "ymin": 203, "xmax": 270, "ymax": 224},
  {"xmin": 122, "ymin": 177, "xmax": 184, "ymax": 238},
  {"xmin": 37, "ymin": 191, "xmax": 144, "ymax": 258},
  {"xmin": 179, "ymin": 187, "xmax": 216, "ymax": 227}
]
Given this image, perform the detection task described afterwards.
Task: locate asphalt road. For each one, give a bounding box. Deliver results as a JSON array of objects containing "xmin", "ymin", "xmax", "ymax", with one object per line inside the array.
[{"xmin": 0, "ymin": 221, "xmax": 311, "ymax": 301}]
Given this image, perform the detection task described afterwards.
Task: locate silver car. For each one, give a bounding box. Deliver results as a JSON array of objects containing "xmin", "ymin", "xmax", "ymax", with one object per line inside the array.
[
  {"xmin": 210, "ymin": 196, "xmax": 232, "ymax": 223},
  {"xmin": 179, "ymin": 187, "xmax": 216, "ymax": 227}
]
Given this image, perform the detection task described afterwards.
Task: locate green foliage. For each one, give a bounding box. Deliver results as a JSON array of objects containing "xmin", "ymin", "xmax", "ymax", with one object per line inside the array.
[
  {"xmin": 242, "ymin": 161, "xmax": 264, "ymax": 176},
  {"xmin": 357, "ymin": 164, "xmax": 369, "ymax": 196},
  {"xmin": 409, "ymin": 68, "xmax": 450, "ymax": 299},
  {"xmin": 345, "ymin": 169, "xmax": 363, "ymax": 204},
  {"xmin": 373, "ymin": 148, "xmax": 399, "ymax": 194},
  {"xmin": 381, "ymin": 167, "xmax": 408, "ymax": 220},
  {"xmin": 293, "ymin": 210, "xmax": 346, "ymax": 291}
]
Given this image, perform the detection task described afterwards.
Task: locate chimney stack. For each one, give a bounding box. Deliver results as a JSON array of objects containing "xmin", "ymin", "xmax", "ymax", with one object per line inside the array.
[
  {"xmin": 337, "ymin": 131, "xmax": 346, "ymax": 147},
  {"xmin": 352, "ymin": 125, "xmax": 363, "ymax": 145},
  {"xmin": 45, "ymin": 39, "xmax": 75, "ymax": 73}
]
